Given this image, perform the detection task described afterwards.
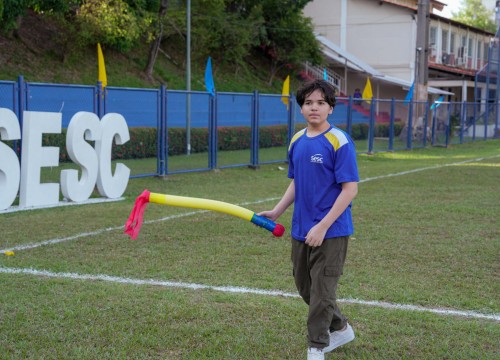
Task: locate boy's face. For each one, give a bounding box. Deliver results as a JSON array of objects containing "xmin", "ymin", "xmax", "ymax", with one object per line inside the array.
[{"xmin": 300, "ymin": 89, "xmax": 333, "ymax": 129}]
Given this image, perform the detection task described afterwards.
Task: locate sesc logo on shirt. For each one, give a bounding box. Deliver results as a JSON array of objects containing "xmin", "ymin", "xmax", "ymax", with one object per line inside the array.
[{"xmin": 310, "ymin": 153, "xmax": 323, "ymax": 164}]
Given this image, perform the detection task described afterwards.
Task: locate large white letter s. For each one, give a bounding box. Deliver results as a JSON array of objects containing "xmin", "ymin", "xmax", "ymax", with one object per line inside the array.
[{"xmin": 0, "ymin": 108, "xmax": 21, "ymax": 210}]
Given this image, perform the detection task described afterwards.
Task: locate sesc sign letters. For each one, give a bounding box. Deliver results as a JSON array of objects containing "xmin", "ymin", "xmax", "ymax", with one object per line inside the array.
[{"xmin": 0, "ymin": 108, "xmax": 130, "ymax": 211}]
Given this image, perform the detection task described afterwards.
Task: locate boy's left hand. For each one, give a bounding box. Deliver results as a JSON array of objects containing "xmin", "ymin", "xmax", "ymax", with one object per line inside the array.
[{"xmin": 305, "ymin": 224, "xmax": 327, "ymax": 247}]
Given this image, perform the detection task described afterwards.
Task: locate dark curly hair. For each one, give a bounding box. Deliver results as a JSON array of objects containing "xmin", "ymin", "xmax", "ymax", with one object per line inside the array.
[{"xmin": 296, "ymin": 79, "xmax": 336, "ymax": 110}]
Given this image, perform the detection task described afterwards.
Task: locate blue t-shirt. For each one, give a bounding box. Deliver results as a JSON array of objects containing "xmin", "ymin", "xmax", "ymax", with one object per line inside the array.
[{"xmin": 288, "ymin": 126, "xmax": 359, "ymax": 241}]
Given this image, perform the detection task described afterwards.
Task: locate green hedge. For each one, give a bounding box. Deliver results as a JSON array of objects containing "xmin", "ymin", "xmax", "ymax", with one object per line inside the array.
[
  {"xmin": 37, "ymin": 122, "xmax": 403, "ymax": 162},
  {"xmin": 296, "ymin": 122, "xmax": 403, "ymax": 140}
]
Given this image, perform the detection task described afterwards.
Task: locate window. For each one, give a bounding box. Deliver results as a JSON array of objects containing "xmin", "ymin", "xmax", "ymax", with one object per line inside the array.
[
  {"xmin": 442, "ymin": 29, "xmax": 449, "ymax": 52},
  {"xmin": 450, "ymin": 33, "xmax": 456, "ymax": 54},
  {"xmin": 429, "ymin": 27, "xmax": 437, "ymax": 46},
  {"xmin": 468, "ymin": 38, "xmax": 473, "ymax": 57}
]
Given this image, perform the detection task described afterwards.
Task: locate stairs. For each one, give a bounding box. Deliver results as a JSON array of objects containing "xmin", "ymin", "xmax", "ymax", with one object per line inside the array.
[
  {"xmin": 303, "ymin": 62, "xmax": 344, "ymax": 93},
  {"xmin": 302, "ymin": 62, "xmax": 393, "ymax": 124}
]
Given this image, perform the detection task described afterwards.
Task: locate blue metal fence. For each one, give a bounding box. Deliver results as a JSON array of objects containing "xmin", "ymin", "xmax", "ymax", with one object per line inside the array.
[{"xmin": 1, "ymin": 76, "xmax": 498, "ymax": 178}]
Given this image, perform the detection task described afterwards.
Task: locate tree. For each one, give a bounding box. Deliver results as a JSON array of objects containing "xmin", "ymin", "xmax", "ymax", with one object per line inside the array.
[
  {"xmin": 0, "ymin": 0, "xmax": 37, "ymax": 33},
  {"xmin": 451, "ymin": 0, "xmax": 497, "ymax": 33},
  {"xmin": 144, "ymin": 0, "xmax": 169, "ymax": 80},
  {"xmin": 77, "ymin": 0, "xmax": 147, "ymax": 51},
  {"xmin": 189, "ymin": 0, "xmax": 264, "ymax": 68},
  {"xmin": 244, "ymin": 0, "xmax": 323, "ymax": 85}
]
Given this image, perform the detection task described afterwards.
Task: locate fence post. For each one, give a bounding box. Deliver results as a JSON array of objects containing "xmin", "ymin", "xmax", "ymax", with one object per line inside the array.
[
  {"xmin": 249, "ymin": 90, "xmax": 259, "ymax": 169},
  {"xmin": 407, "ymin": 100, "xmax": 413, "ymax": 149},
  {"xmin": 423, "ymin": 100, "xmax": 429, "ymax": 147},
  {"xmin": 16, "ymin": 75, "xmax": 25, "ymax": 158},
  {"xmin": 287, "ymin": 97, "xmax": 295, "ymax": 149},
  {"xmin": 159, "ymin": 85, "xmax": 167, "ymax": 176},
  {"xmin": 347, "ymin": 96, "xmax": 353, "ymax": 136},
  {"xmin": 445, "ymin": 102, "xmax": 451, "ymax": 147},
  {"xmin": 96, "ymin": 81, "xmax": 104, "ymax": 118},
  {"xmin": 368, "ymin": 99, "xmax": 375, "ymax": 154},
  {"xmin": 389, "ymin": 98, "xmax": 395, "ymax": 151},
  {"xmin": 460, "ymin": 101, "xmax": 465, "ymax": 144},
  {"xmin": 484, "ymin": 98, "xmax": 489, "ymax": 140},
  {"xmin": 209, "ymin": 93, "xmax": 217, "ymax": 170},
  {"xmin": 431, "ymin": 104, "xmax": 437, "ymax": 146},
  {"xmin": 472, "ymin": 100, "xmax": 477, "ymax": 140},
  {"xmin": 496, "ymin": 101, "xmax": 500, "ymax": 138}
]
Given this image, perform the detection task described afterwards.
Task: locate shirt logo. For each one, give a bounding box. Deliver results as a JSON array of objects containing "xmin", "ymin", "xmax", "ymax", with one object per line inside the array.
[{"xmin": 310, "ymin": 153, "xmax": 323, "ymax": 164}]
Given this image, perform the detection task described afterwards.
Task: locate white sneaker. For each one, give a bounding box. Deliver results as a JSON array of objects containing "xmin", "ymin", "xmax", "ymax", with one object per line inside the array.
[
  {"xmin": 323, "ymin": 323, "xmax": 355, "ymax": 353},
  {"xmin": 307, "ymin": 347, "xmax": 325, "ymax": 360}
]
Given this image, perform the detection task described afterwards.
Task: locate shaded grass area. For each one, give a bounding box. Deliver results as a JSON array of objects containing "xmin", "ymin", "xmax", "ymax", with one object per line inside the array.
[{"xmin": 1, "ymin": 140, "xmax": 499, "ymax": 359}]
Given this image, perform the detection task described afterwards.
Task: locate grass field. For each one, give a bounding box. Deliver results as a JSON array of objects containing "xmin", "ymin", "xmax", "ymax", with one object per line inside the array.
[{"xmin": 1, "ymin": 140, "xmax": 499, "ymax": 359}]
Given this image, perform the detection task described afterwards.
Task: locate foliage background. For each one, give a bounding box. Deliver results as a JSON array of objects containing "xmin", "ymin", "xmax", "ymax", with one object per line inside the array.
[{"xmin": 0, "ymin": 0, "xmax": 323, "ymax": 92}]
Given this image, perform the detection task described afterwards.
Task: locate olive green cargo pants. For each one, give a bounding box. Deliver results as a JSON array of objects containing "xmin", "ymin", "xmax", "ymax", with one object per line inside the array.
[{"xmin": 291, "ymin": 236, "xmax": 349, "ymax": 349}]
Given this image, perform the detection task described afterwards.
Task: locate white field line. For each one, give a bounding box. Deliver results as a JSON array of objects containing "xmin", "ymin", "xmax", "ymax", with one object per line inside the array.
[
  {"xmin": 2, "ymin": 155, "xmax": 498, "ymax": 254},
  {"xmin": 0, "ymin": 198, "xmax": 280, "ymax": 253},
  {"xmin": 1, "ymin": 266, "xmax": 498, "ymax": 322},
  {"xmin": 358, "ymin": 154, "xmax": 500, "ymax": 183},
  {"xmin": 0, "ymin": 197, "xmax": 125, "ymax": 214}
]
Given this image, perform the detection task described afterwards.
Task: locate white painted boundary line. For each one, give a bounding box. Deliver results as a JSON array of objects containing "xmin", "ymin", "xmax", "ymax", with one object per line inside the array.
[
  {"xmin": 1, "ymin": 266, "xmax": 498, "ymax": 322},
  {"xmin": 0, "ymin": 198, "xmax": 280, "ymax": 253},
  {"xmin": 358, "ymin": 154, "xmax": 500, "ymax": 183},
  {"xmin": 0, "ymin": 197, "xmax": 125, "ymax": 214}
]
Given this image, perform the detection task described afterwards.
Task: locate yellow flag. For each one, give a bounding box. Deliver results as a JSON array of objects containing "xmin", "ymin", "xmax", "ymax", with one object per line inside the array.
[
  {"xmin": 97, "ymin": 43, "xmax": 107, "ymax": 88},
  {"xmin": 362, "ymin": 77, "xmax": 373, "ymax": 104},
  {"xmin": 281, "ymin": 75, "xmax": 290, "ymax": 106}
]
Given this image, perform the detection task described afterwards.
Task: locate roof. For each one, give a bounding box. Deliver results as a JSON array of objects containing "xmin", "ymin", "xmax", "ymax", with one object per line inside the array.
[
  {"xmin": 316, "ymin": 34, "xmax": 454, "ymax": 96},
  {"xmin": 381, "ymin": 0, "xmax": 494, "ymax": 36},
  {"xmin": 381, "ymin": 0, "xmax": 445, "ymax": 13},
  {"xmin": 316, "ymin": 35, "xmax": 383, "ymax": 76},
  {"xmin": 373, "ymin": 74, "xmax": 454, "ymax": 95},
  {"xmin": 429, "ymin": 63, "xmax": 477, "ymax": 77}
]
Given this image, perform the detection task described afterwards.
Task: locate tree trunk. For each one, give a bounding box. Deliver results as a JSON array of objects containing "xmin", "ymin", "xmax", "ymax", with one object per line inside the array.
[
  {"xmin": 268, "ymin": 60, "xmax": 285, "ymax": 87},
  {"xmin": 144, "ymin": 0, "xmax": 169, "ymax": 80}
]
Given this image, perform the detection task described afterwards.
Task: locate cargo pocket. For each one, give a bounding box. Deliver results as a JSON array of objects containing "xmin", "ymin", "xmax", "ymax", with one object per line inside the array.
[
  {"xmin": 324, "ymin": 265, "xmax": 343, "ymax": 277},
  {"xmin": 319, "ymin": 265, "xmax": 343, "ymax": 298}
]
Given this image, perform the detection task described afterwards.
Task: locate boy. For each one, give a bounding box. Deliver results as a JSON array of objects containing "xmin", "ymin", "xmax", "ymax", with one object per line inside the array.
[{"xmin": 258, "ymin": 80, "xmax": 359, "ymax": 359}]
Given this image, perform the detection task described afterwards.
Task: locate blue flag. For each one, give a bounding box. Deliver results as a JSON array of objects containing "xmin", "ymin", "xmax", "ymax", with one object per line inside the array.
[
  {"xmin": 404, "ymin": 81, "xmax": 414, "ymax": 104},
  {"xmin": 323, "ymin": 68, "xmax": 328, "ymax": 80},
  {"xmin": 430, "ymin": 95, "xmax": 444, "ymax": 110},
  {"xmin": 205, "ymin": 57, "xmax": 215, "ymax": 96}
]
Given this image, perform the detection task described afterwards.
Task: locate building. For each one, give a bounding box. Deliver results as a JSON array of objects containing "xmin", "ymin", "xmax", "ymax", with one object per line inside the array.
[{"xmin": 303, "ymin": 0, "xmax": 496, "ymax": 104}]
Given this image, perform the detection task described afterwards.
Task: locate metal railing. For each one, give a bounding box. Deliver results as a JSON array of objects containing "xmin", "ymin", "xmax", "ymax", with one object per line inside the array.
[{"xmin": 1, "ymin": 76, "xmax": 498, "ymax": 178}]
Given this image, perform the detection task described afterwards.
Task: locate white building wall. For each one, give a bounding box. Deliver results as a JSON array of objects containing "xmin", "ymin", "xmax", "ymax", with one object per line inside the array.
[
  {"xmin": 304, "ymin": 0, "xmax": 495, "ymax": 102},
  {"xmin": 304, "ymin": 0, "xmax": 416, "ymax": 82},
  {"xmin": 304, "ymin": 0, "xmax": 342, "ymax": 44}
]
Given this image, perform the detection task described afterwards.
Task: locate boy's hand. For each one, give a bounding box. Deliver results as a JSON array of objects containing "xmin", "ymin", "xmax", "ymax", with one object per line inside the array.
[
  {"xmin": 257, "ymin": 210, "xmax": 278, "ymax": 222},
  {"xmin": 305, "ymin": 224, "xmax": 327, "ymax": 247}
]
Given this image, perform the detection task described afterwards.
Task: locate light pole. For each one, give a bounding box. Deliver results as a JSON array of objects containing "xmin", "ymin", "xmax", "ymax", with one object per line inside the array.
[
  {"xmin": 186, "ymin": 0, "xmax": 191, "ymax": 155},
  {"xmin": 415, "ymin": 0, "xmax": 430, "ymax": 128},
  {"xmin": 415, "ymin": 0, "xmax": 429, "ymax": 100}
]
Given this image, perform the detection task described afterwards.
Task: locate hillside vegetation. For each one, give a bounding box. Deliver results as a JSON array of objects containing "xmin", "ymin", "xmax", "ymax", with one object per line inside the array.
[{"xmin": 0, "ymin": 1, "xmax": 322, "ymax": 94}]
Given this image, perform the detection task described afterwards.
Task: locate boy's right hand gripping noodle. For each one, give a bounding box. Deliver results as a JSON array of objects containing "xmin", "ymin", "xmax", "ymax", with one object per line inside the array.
[{"xmin": 250, "ymin": 214, "xmax": 285, "ymax": 237}]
